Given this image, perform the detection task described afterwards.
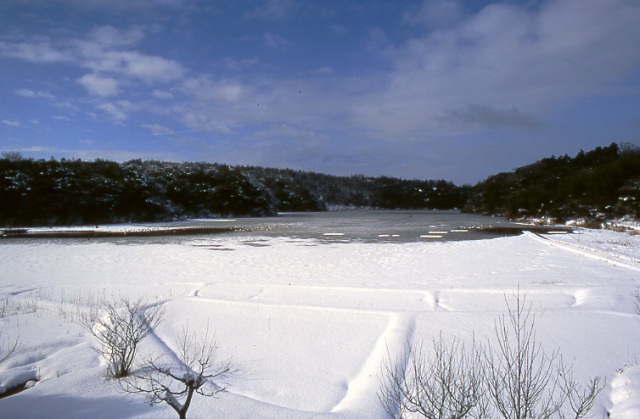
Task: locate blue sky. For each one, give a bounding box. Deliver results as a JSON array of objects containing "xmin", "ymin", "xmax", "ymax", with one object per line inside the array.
[{"xmin": 1, "ymin": 0, "xmax": 639, "ymax": 184}]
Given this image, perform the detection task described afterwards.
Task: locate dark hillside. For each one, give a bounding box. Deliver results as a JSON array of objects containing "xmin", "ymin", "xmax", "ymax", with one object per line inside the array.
[
  {"xmin": 464, "ymin": 143, "xmax": 640, "ymax": 222},
  {"xmin": 1, "ymin": 142, "xmax": 638, "ymax": 227},
  {"xmin": 0, "ymin": 158, "xmax": 272, "ymax": 226},
  {"xmin": 0, "ymin": 157, "xmax": 465, "ymax": 226}
]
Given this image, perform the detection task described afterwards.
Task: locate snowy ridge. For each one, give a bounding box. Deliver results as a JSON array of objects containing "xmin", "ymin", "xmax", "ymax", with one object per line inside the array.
[
  {"xmin": 331, "ymin": 313, "xmax": 415, "ymax": 416},
  {"xmin": 523, "ymin": 230, "xmax": 640, "ymax": 271}
]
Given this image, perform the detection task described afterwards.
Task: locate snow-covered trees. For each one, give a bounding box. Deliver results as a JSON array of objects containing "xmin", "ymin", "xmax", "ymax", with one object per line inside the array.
[
  {"xmin": 2, "ymin": 142, "xmax": 638, "ymax": 226},
  {"xmin": 0, "ymin": 158, "xmax": 274, "ymax": 226},
  {"xmin": 465, "ymin": 142, "xmax": 640, "ymax": 221}
]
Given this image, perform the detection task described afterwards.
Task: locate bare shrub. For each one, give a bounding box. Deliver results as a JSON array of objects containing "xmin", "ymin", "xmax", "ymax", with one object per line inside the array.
[
  {"xmin": 559, "ymin": 369, "xmax": 604, "ymax": 419},
  {"xmin": 379, "ymin": 335, "xmax": 488, "ymax": 419},
  {"xmin": 81, "ymin": 298, "xmax": 164, "ymax": 378},
  {"xmin": 484, "ymin": 292, "xmax": 562, "ymax": 417},
  {"xmin": 0, "ymin": 332, "xmax": 18, "ymax": 364},
  {"xmin": 379, "ymin": 291, "xmax": 604, "ymax": 419},
  {"xmin": 121, "ymin": 326, "xmax": 233, "ymax": 419},
  {"xmin": 484, "ymin": 291, "xmax": 604, "ymax": 419}
]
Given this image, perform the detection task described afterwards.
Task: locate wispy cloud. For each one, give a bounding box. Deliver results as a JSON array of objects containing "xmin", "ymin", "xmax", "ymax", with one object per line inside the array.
[
  {"xmin": 15, "ymin": 89, "xmax": 55, "ymax": 99},
  {"xmin": 152, "ymin": 89, "xmax": 174, "ymax": 99},
  {"xmin": 0, "ymin": 38, "xmax": 72, "ymax": 63},
  {"xmin": 263, "ymin": 32, "xmax": 290, "ymax": 48},
  {"xmin": 352, "ymin": 0, "xmax": 640, "ymax": 140},
  {"xmin": 404, "ymin": 0, "xmax": 463, "ymax": 29},
  {"xmin": 141, "ymin": 123, "xmax": 174, "ymax": 135},
  {"xmin": 97, "ymin": 100, "xmax": 137, "ymax": 121},
  {"xmin": 77, "ymin": 74, "xmax": 119, "ymax": 97},
  {"xmin": 2, "ymin": 119, "xmax": 21, "ymax": 127},
  {"xmin": 445, "ymin": 104, "xmax": 539, "ymax": 130},
  {"xmin": 81, "ymin": 50, "xmax": 185, "ymax": 83},
  {"xmin": 1, "ymin": 25, "xmax": 185, "ymax": 86},
  {"xmin": 181, "ymin": 75, "xmax": 250, "ymax": 103},
  {"xmin": 2, "ymin": 0, "xmax": 639, "ymax": 183},
  {"xmin": 86, "ymin": 25, "xmax": 145, "ymax": 47},
  {"xmin": 246, "ymin": 0, "xmax": 294, "ymax": 20}
]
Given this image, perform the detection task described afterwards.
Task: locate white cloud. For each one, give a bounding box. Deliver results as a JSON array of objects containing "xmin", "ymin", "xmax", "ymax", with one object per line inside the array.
[
  {"xmin": 257, "ymin": 124, "xmax": 330, "ymax": 143},
  {"xmin": 181, "ymin": 76, "xmax": 249, "ymax": 103},
  {"xmin": 3, "ymin": 0, "xmax": 638, "ymax": 180},
  {"xmin": 263, "ymin": 32, "xmax": 289, "ymax": 48},
  {"xmin": 15, "ymin": 88, "xmax": 55, "ymax": 99},
  {"xmin": 246, "ymin": 0, "xmax": 294, "ymax": 20},
  {"xmin": 141, "ymin": 123, "xmax": 174, "ymax": 135},
  {"xmin": 97, "ymin": 100, "xmax": 136, "ymax": 121},
  {"xmin": 352, "ymin": 0, "xmax": 640, "ymax": 140},
  {"xmin": 404, "ymin": 0, "xmax": 463, "ymax": 29},
  {"xmin": 2, "ymin": 26, "xmax": 185, "ymax": 86},
  {"xmin": 178, "ymin": 110, "xmax": 234, "ymax": 134},
  {"xmin": 123, "ymin": 53, "xmax": 184, "ymax": 83},
  {"xmin": 86, "ymin": 25, "xmax": 145, "ymax": 47},
  {"xmin": 315, "ymin": 67, "xmax": 334, "ymax": 75},
  {"xmin": 81, "ymin": 49, "xmax": 185, "ymax": 84},
  {"xmin": 0, "ymin": 38, "xmax": 71, "ymax": 63},
  {"xmin": 2, "ymin": 119, "xmax": 21, "ymax": 127},
  {"xmin": 221, "ymin": 56, "xmax": 261, "ymax": 70},
  {"xmin": 77, "ymin": 73, "xmax": 119, "ymax": 97},
  {"xmin": 152, "ymin": 89, "xmax": 174, "ymax": 99}
]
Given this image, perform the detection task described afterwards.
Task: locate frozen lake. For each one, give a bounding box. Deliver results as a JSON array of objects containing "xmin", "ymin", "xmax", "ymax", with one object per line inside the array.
[
  {"xmin": 19, "ymin": 210, "xmax": 523, "ymax": 245},
  {"xmin": 2, "ymin": 210, "xmax": 521, "ymax": 244},
  {"xmin": 201, "ymin": 210, "xmax": 515, "ymax": 243}
]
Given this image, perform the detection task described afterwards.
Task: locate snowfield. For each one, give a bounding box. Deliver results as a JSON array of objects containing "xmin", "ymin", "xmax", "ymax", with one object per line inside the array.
[{"xmin": 1, "ymin": 228, "xmax": 639, "ymax": 418}]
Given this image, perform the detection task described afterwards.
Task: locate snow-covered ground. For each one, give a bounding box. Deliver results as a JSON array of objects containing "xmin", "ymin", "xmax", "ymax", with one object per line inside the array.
[{"xmin": 1, "ymin": 227, "xmax": 639, "ymax": 418}]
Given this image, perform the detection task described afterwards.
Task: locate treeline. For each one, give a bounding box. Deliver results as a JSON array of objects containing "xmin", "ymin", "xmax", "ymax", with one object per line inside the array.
[
  {"xmin": 0, "ymin": 155, "xmax": 463, "ymax": 226},
  {"xmin": 464, "ymin": 142, "xmax": 640, "ymax": 221},
  {"xmin": 1, "ymin": 142, "xmax": 639, "ymax": 226},
  {"xmin": 242, "ymin": 166, "xmax": 466, "ymax": 212},
  {"xmin": 0, "ymin": 159, "xmax": 273, "ymax": 226}
]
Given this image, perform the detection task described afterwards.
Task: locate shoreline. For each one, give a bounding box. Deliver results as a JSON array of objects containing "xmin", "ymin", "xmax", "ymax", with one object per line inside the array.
[
  {"xmin": 0, "ymin": 225, "xmax": 240, "ymax": 239},
  {"xmin": 0, "ymin": 219, "xmax": 575, "ymax": 240}
]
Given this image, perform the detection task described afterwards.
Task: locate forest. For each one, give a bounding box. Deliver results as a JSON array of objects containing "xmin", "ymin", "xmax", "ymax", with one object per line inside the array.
[
  {"xmin": 0, "ymin": 142, "xmax": 638, "ymax": 226},
  {"xmin": 464, "ymin": 142, "xmax": 640, "ymax": 222}
]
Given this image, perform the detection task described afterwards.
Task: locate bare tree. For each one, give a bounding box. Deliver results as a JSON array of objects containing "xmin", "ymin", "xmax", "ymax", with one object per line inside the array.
[
  {"xmin": 1, "ymin": 151, "xmax": 24, "ymax": 161},
  {"xmin": 379, "ymin": 335, "xmax": 488, "ymax": 419},
  {"xmin": 81, "ymin": 298, "xmax": 164, "ymax": 378},
  {"xmin": 121, "ymin": 326, "xmax": 233, "ymax": 419},
  {"xmin": 484, "ymin": 290, "xmax": 604, "ymax": 419}
]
